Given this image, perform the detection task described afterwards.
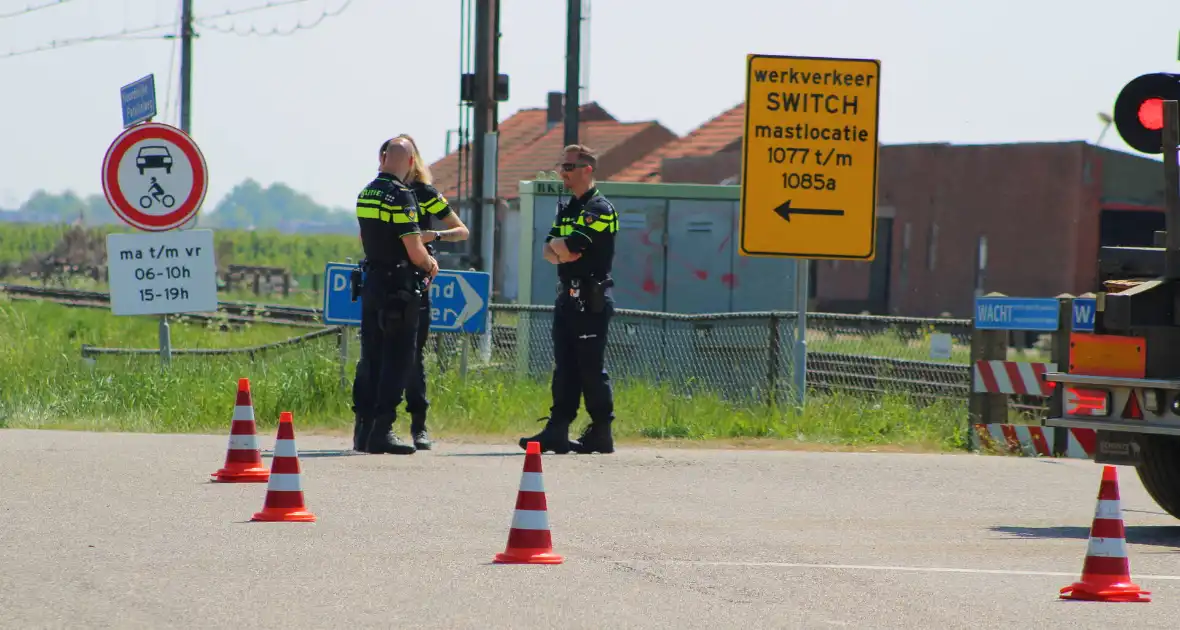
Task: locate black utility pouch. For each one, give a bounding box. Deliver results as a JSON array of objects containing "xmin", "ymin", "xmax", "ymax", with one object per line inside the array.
[
  {"xmin": 587, "ymin": 278, "xmax": 614, "ymax": 313},
  {"xmin": 350, "ymin": 267, "xmax": 363, "ymax": 302},
  {"xmin": 396, "ymin": 289, "xmax": 421, "ymax": 321},
  {"xmin": 378, "ymin": 289, "xmax": 420, "ymax": 332}
]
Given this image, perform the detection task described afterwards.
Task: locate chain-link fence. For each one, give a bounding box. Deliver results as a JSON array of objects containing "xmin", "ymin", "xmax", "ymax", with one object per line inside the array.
[
  {"xmin": 425, "ymin": 305, "xmax": 974, "ymax": 406},
  {"xmin": 73, "ymin": 299, "xmax": 974, "ymax": 408}
]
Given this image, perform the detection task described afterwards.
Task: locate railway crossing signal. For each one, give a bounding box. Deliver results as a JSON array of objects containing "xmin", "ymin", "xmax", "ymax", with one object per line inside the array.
[{"xmin": 1113, "ymin": 72, "xmax": 1180, "ymax": 154}]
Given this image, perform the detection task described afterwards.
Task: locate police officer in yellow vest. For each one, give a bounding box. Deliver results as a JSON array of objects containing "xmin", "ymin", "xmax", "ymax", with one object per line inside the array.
[
  {"xmin": 351, "ymin": 137, "xmax": 439, "ymax": 454},
  {"xmin": 519, "ymin": 144, "xmax": 620, "ymax": 454},
  {"xmin": 395, "ymin": 133, "xmax": 471, "ymax": 450}
]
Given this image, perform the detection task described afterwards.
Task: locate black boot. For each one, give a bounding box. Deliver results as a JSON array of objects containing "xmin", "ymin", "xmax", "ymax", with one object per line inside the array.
[
  {"xmin": 352, "ymin": 413, "xmax": 371, "ymax": 452},
  {"xmin": 518, "ymin": 416, "xmax": 573, "ymax": 454},
  {"xmin": 410, "ymin": 412, "xmax": 432, "ymax": 451},
  {"xmin": 571, "ymin": 421, "xmax": 614, "ymax": 454},
  {"xmin": 365, "ymin": 414, "xmax": 416, "ymax": 455}
]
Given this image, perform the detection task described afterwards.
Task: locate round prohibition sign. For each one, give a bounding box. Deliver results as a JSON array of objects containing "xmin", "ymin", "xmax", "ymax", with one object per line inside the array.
[{"xmin": 101, "ymin": 122, "xmax": 208, "ymax": 231}]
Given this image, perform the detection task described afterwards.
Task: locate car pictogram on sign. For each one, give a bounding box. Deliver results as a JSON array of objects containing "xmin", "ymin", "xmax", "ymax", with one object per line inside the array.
[{"xmin": 136, "ymin": 145, "xmax": 173, "ymax": 175}]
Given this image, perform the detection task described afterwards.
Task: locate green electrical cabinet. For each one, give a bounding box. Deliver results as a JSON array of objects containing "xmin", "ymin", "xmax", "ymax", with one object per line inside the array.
[{"xmin": 508, "ymin": 179, "xmax": 801, "ymax": 401}]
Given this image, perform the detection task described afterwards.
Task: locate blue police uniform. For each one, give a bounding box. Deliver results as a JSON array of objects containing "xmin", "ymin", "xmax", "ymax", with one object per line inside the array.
[
  {"xmin": 518, "ymin": 186, "xmax": 619, "ymax": 454},
  {"xmin": 402, "ymin": 181, "xmax": 455, "ymax": 450},
  {"xmin": 350, "ymin": 171, "xmax": 425, "ymax": 455}
]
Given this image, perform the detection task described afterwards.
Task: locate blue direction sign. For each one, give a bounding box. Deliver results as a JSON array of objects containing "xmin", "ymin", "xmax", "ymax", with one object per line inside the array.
[
  {"xmin": 321, "ymin": 262, "xmax": 491, "ymax": 333},
  {"xmin": 323, "ymin": 263, "xmax": 362, "ymax": 326},
  {"xmin": 120, "ymin": 74, "xmax": 157, "ymax": 128},
  {"xmin": 974, "ymin": 296, "xmax": 1060, "ymax": 331},
  {"xmin": 1072, "ymin": 297, "xmax": 1096, "ymax": 332}
]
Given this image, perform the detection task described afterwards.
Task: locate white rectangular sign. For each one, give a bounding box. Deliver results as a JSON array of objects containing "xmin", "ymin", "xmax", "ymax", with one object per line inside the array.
[
  {"xmin": 106, "ymin": 229, "xmax": 218, "ymax": 316},
  {"xmin": 929, "ymin": 332, "xmax": 953, "ymax": 360}
]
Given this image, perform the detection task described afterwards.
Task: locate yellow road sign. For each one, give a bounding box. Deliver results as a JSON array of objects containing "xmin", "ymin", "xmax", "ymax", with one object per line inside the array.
[{"xmin": 738, "ymin": 54, "xmax": 881, "ymax": 260}]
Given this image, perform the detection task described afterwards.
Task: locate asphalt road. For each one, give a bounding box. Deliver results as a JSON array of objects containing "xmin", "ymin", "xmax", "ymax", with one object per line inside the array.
[{"xmin": 3, "ymin": 428, "xmax": 1180, "ymax": 629}]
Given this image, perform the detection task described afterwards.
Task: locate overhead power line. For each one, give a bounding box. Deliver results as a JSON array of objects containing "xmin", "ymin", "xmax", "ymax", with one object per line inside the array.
[
  {"xmin": 0, "ymin": 17, "xmax": 177, "ymax": 59},
  {"xmin": 193, "ymin": 0, "xmax": 309, "ymax": 21},
  {"xmin": 0, "ymin": 0, "xmax": 77, "ymax": 20},
  {"xmin": 195, "ymin": 0, "xmax": 352, "ymax": 37},
  {"xmin": 0, "ymin": 0, "xmax": 333, "ymax": 60}
]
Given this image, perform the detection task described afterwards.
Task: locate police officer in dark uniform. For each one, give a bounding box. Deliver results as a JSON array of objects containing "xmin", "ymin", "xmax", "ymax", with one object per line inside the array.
[
  {"xmin": 395, "ymin": 133, "xmax": 471, "ymax": 451},
  {"xmin": 351, "ymin": 136, "xmax": 439, "ymax": 454},
  {"xmin": 518, "ymin": 144, "xmax": 619, "ymax": 455}
]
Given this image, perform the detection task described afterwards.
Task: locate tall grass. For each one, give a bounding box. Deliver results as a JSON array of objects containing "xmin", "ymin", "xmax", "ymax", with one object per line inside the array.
[{"xmin": 0, "ymin": 298, "xmax": 969, "ymax": 451}]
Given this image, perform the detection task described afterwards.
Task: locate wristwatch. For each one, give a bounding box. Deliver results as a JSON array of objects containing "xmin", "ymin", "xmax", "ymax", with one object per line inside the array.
[{"xmin": 432, "ymin": 231, "xmax": 442, "ymax": 242}]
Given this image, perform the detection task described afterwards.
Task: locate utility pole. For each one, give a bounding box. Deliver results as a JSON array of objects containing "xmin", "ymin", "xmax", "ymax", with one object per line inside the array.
[
  {"xmin": 470, "ymin": 0, "xmax": 499, "ymax": 273},
  {"xmin": 469, "ymin": 0, "xmax": 500, "ymax": 361},
  {"xmin": 160, "ymin": 0, "xmax": 194, "ymax": 367},
  {"xmin": 180, "ymin": 0, "xmax": 193, "ymax": 136},
  {"xmin": 564, "ymin": 0, "xmax": 581, "ymax": 147},
  {"xmin": 1164, "ymin": 99, "xmax": 1180, "ymax": 279}
]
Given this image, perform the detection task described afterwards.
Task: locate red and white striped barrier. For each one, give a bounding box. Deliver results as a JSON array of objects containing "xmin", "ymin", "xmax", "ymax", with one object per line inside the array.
[
  {"xmin": 973, "ymin": 423, "xmax": 1096, "ymax": 459},
  {"xmin": 973, "ymin": 361, "xmax": 1056, "ymax": 396}
]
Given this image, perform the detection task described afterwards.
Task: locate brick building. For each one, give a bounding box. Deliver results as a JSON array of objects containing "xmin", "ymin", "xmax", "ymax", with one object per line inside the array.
[
  {"xmin": 607, "ymin": 102, "xmax": 1167, "ymax": 318},
  {"xmin": 429, "ymin": 98, "xmax": 1168, "ymax": 317}
]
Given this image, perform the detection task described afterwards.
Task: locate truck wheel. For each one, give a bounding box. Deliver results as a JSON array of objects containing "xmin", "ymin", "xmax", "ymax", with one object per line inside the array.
[{"xmin": 1134, "ymin": 434, "xmax": 1180, "ymax": 520}]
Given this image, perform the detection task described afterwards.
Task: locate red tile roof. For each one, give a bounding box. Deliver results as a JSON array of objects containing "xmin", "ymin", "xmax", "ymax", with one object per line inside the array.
[
  {"xmin": 494, "ymin": 120, "xmax": 676, "ymax": 198},
  {"xmin": 428, "ymin": 102, "xmax": 620, "ymax": 200},
  {"xmin": 610, "ymin": 102, "xmax": 746, "ymax": 183}
]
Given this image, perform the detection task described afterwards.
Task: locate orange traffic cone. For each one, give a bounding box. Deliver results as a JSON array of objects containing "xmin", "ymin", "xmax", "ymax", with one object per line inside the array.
[
  {"xmin": 494, "ymin": 441, "xmax": 563, "ymax": 564},
  {"xmin": 1059, "ymin": 465, "xmax": 1150, "ymax": 602},
  {"xmin": 251, "ymin": 412, "xmax": 316, "ymax": 523},
  {"xmin": 210, "ymin": 378, "xmax": 270, "ymax": 483}
]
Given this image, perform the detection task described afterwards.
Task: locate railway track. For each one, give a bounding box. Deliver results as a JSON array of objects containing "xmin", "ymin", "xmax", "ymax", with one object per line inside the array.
[
  {"xmin": 0, "ymin": 283, "xmax": 324, "ymax": 328},
  {"xmin": 806, "ymin": 351, "xmax": 970, "ymax": 401}
]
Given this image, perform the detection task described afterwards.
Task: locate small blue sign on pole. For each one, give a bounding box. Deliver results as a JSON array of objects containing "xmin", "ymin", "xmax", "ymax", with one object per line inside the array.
[
  {"xmin": 321, "ymin": 262, "xmax": 491, "ymax": 334},
  {"xmin": 974, "ymin": 296, "xmax": 1060, "ymax": 331},
  {"xmin": 323, "ymin": 262, "xmax": 362, "ymax": 326},
  {"xmin": 1072, "ymin": 297, "xmax": 1097, "ymax": 332},
  {"xmin": 120, "ymin": 74, "xmax": 157, "ymax": 128}
]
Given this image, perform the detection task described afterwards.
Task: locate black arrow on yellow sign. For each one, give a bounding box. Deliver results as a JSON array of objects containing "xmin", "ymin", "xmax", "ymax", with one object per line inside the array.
[{"xmin": 773, "ymin": 200, "xmax": 845, "ymax": 222}]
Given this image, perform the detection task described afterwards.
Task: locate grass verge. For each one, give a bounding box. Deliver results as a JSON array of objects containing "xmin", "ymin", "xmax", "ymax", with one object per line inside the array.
[{"xmin": 0, "ymin": 298, "xmax": 970, "ymax": 452}]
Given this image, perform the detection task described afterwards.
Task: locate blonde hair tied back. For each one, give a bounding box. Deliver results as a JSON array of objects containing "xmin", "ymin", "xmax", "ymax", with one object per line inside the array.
[{"xmin": 395, "ymin": 133, "xmax": 432, "ymax": 185}]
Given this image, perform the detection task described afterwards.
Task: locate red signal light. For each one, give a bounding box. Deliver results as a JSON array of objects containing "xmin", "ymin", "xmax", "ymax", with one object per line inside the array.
[
  {"xmin": 1113, "ymin": 72, "xmax": 1180, "ymax": 154},
  {"xmin": 1138, "ymin": 98, "xmax": 1164, "ymax": 131}
]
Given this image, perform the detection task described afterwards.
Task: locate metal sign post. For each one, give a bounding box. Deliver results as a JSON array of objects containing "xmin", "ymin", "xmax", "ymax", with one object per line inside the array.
[
  {"xmin": 1163, "ymin": 99, "xmax": 1180, "ymax": 279},
  {"xmin": 737, "ymin": 53, "xmax": 882, "ymax": 409},
  {"xmin": 793, "ymin": 260, "xmax": 809, "ymax": 407}
]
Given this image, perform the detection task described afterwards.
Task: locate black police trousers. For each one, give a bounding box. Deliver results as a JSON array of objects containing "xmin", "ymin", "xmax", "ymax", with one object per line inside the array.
[
  {"xmin": 350, "ymin": 269, "xmax": 420, "ymax": 423},
  {"xmin": 548, "ymin": 293, "xmax": 615, "ymax": 426},
  {"xmin": 404, "ymin": 292, "xmax": 431, "ymax": 417}
]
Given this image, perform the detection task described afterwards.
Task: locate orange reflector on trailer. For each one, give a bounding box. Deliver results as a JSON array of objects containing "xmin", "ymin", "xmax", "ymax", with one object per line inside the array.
[{"xmin": 1069, "ymin": 332, "xmax": 1146, "ymax": 378}]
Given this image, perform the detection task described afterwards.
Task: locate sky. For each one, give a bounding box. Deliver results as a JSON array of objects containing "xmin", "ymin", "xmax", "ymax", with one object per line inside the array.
[{"xmin": 1, "ymin": 0, "xmax": 1179, "ymax": 213}]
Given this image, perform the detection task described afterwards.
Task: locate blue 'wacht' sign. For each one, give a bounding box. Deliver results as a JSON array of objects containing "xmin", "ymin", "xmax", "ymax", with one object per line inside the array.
[
  {"xmin": 1072, "ymin": 297, "xmax": 1096, "ymax": 332},
  {"xmin": 974, "ymin": 296, "xmax": 1060, "ymax": 331}
]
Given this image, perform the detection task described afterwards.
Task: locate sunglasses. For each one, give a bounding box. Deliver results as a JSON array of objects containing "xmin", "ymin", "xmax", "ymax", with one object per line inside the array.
[{"xmin": 558, "ymin": 162, "xmax": 590, "ymax": 172}]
